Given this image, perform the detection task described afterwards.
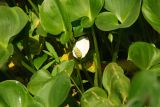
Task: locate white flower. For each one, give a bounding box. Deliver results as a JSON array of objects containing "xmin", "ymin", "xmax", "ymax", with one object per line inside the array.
[{"xmin": 72, "ymin": 37, "xmax": 90, "ymax": 59}]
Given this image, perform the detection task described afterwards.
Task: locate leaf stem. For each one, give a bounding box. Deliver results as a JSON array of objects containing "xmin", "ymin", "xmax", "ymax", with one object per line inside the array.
[
  {"xmin": 70, "ymin": 77, "xmax": 83, "ymax": 95},
  {"xmin": 112, "ymin": 31, "xmax": 121, "ymax": 62},
  {"xmin": 76, "ymin": 63, "xmax": 84, "ymax": 92},
  {"xmin": 92, "ymin": 27, "xmax": 102, "ymax": 87},
  {"xmin": 21, "ymin": 61, "xmax": 36, "ymax": 73},
  {"xmin": 28, "ymin": 0, "xmax": 39, "ymax": 16},
  {"xmin": 81, "ymin": 62, "xmax": 93, "ymax": 86}
]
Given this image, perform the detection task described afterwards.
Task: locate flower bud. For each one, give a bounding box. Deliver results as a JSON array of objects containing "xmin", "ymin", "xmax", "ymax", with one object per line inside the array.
[{"xmin": 72, "ymin": 37, "xmax": 90, "ymax": 59}]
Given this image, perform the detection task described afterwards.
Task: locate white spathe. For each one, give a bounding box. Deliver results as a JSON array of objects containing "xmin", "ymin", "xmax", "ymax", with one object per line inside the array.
[{"xmin": 72, "ymin": 37, "xmax": 90, "ymax": 59}]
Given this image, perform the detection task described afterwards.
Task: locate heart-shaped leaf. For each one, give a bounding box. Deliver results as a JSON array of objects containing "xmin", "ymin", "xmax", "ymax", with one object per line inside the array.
[
  {"xmin": 27, "ymin": 69, "xmax": 52, "ymax": 95},
  {"xmin": 102, "ymin": 63, "xmax": 130, "ymax": 104},
  {"xmin": 142, "ymin": 0, "xmax": 160, "ymax": 33},
  {"xmin": 0, "ymin": 6, "xmax": 28, "ymax": 65},
  {"xmin": 0, "ymin": 80, "xmax": 43, "ymax": 107},
  {"xmin": 78, "ymin": 0, "xmax": 104, "ymax": 27},
  {"xmin": 128, "ymin": 42, "xmax": 160, "ymax": 70},
  {"xmin": 81, "ymin": 87, "xmax": 113, "ymax": 107},
  {"xmin": 39, "ymin": 0, "xmax": 103, "ymax": 43},
  {"xmin": 28, "ymin": 70, "xmax": 71, "ymax": 107},
  {"xmin": 39, "ymin": 0, "xmax": 72, "ymax": 44},
  {"xmin": 95, "ymin": 0, "xmax": 141, "ymax": 31}
]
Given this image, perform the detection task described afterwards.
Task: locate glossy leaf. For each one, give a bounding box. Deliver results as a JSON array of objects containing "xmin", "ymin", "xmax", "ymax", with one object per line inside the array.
[
  {"xmin": 128, "ymin": 42, "xmax": 160, "ymax": 70},
  {"xmin": 35, "ymin": 73, "xmax": 71, "ymax": 107},
  {"xmin": 95, "ymin": 0, "xmax": 141, "ymax": 31},
  {"xmin": 0, "ymin": 6, "xmax": 28, "ymax": 65},
  {"xmin": 27, "ymin": 69, "xmax": 52, "ymax": 95},
  {"xmin": 128, "ymin": 71, "xmax": 160, "ymax": 107},
  {"xmin": 39, "ymin": 0, "xmax": 103, "ymax": 43},
  {"xmin": 0, "ymin": 80, "xmax": 43, "ymax": 107},
  {"xmin": 142, "ymin": 0, "xmax": 160, "ymax": 33},
  {"xmin": 0, "ymin": 6, "xmax": 28, "ymax": 46},
  {"xmin": 102, "ymin": 63, "xmax": 130, "ymax": 104},
  {"xmin": 81, "ymin": 87, "xmax": 113, "ymax": 107},
  {"xmin": 28, "ymin": 70, "xmax": 71, "ymax": 107}
]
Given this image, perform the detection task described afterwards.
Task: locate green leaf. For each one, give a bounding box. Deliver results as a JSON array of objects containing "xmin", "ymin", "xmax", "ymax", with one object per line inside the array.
[
  {"xmin": 29, "ymin": 11, "xmax": 39, "ymax": 37},
  {"xmin": 36, "ymin": 73, "xmax": 71, "ymax": 107},
  {"xmin": 27, "ymin": 69, "xmax": 52, "ymax": 95},
  {"xmin": 81, "ymin": 87, "xmax": 113, "ymax": 107},
  {"xmin": 79, "ymin": 0, "xmax": 104, "ymax": 27},
  {"xmin": 0, "ymin": 44, "xmax": 13, "ymax": 66},
  {"xmin": 128, "ymin": 71, "xmax": 160, "ymax": 107},
  {"xmin": 0, "ymin": 6, "xmax": 28, "ymax": 45},
  {"xmin": 95, "ymin": 0, "xmax": 141, "ymax": 31},
  {"xmin": 45, "ymin": 41, "xmax": 59, "ymax": 62},
  {"xmin": 28, "ymin": 70, "xmax": 71, "ymax": 107},
  {"xmin": 39, "ymin": 0, "xmax": 104, "ymax": 43},
  {"xmin": 142, "ymin": 0, "xmax": 160, "ymax": 33},
  {"xmin": 36, "ymin": 24, "xmax": 47, "ymax": 37},
  {"xmin": 52, "ymin": 60, "xmax": 75, "ymax": 76},
  {"xmin": 0, "ymin": 6, "xmax": 28, "ymax": 65},
  {"xmin": 33, "ymin": 54, "xmax": 48, "ymax": 70},
  {"xmin": 128, "ymin": 42, "xmax": 160, "ymax": 70},
  {"xmin": 150, "ymin": 64, "xmax": 160, "ymax": 73},
  {"xmin": 39, "ymin": 0, "xmax": 72, "ymax": 44},
  {"xmin": 102, "ymin": 63, "xmax": 130, "ymax": 104},
  {"xmin": 0, "ymin": 80, "xmax": 43, "ymax": 107},
  {"xmin": 73, "ymin": 26, "xmax": 84, "ymax": 37}
]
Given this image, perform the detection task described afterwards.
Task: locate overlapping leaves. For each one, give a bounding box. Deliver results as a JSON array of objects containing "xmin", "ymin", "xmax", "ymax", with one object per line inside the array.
[
  {"xmin": 0, "ymin": 80, "xmax": 43, "ymax": 107},
  {"xmin": 39, "ymin": 0, "xmax": 103, "ymax": 43},
  {"xmin": 0, "ymin": 6, "xmax": 28, "ymax": 65},
  {"xmin": 81, "ymin": 63, "xmax": 130, "ymax": 107},
  {"xmin": 95, "ymin": 0, "xmax": 141, "ymax": 31}
]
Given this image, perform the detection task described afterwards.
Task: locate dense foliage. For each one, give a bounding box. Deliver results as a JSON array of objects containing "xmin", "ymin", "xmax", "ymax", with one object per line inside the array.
[{"xmin": 0, "ymin": 0, "xmax": 160, "ymax": 107}]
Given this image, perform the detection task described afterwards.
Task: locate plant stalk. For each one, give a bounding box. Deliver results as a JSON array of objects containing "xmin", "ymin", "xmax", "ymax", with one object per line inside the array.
[
  {"xmin": 70, "ymin": 77, "xmax": 83, "ymax": 95},
  {"xmin": 76, "ymin": 63, "xmax": 84, "ymax": 92},
  {"xmin": 28, "ymin": 0, "xmax": 39, "ymax": 16},
  {"xmin": 112, "ymin": 31, "xmax": 121, "ymax": 62},
  {"xmin": 92, "ymin": 27, "xmax": 102, "ymax": 87}
]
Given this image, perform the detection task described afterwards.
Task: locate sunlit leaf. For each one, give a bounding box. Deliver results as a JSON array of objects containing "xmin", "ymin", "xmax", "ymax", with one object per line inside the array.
[
  {"xmin": 39, "ymin": 0, "xmax": 104, "ymax": 43},
  {"xmin": 27, "ymin": 69, "xmax": 52, "ymax": 95},
  {"xmin": 102, "ymin": 63, "xmax": 130, "ymax": 104},
  {"xmin": 128, "ymin": 42, "xmax": 160, "ymax": 70},
  {"xmin": 0, "ymin": 44, "xmax": 13, "ymax": 67},
  {"xmin": 95, "ymin": 0, "xmax": 141, "ymax": 31},
  {"xmin": 0, "ymin": 6, "xmax": 28, "ymax": 65},
  {"xmin": 39, "ymin": 0, "xmax": 72, "ymax": 44},
  {"xmin": 35, "ymin": 72, "xmax": 71, "ymax": 107},
  {"xmin": 142, "ymin": 0, "xmax": 160, "ymax": 33},
  {"xmin": 81, "ymin": 87, "xmax": 113, "ymax": 107},
  {"xmin": 28, "ymin": 70, "xmax": 71, "ymax": 107},
  {"xmin": 0, "ymin": 80, "xmax": 43, "ymax": 107}
]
